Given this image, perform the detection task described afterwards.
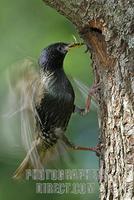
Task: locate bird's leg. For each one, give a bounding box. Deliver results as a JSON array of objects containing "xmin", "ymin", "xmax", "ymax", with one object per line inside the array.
[
  {"xmin": 62, "ymin": 135, "xmax": 101, "ymax": 156},
  {"xmin": 85, "ymin": 82, "xmax": 100, "ymax": 113},
  {"xmin": 74, "ymin": 82, "xmax": 100, "ymax": 116},
  {"xmin": 73, "ymin": 144, "xmax": 101, "ymax": 157}
]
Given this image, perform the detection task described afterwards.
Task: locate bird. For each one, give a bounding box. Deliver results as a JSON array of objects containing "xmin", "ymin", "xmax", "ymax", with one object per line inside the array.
[{"xmin": 12, "ymin": 42, "xmax": 99, "ymax": 179}]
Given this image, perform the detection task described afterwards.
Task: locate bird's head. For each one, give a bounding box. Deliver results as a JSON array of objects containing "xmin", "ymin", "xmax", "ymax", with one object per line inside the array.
[{"xmin": 38, "ymin": 42, "xmax": 84, "ymax": 72}]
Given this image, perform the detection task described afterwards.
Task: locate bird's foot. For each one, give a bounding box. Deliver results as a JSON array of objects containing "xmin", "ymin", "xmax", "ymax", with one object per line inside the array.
[
  {"xmin": 74, "ymin": 82, "xmax": 101, "ymax": 116},
  {"xmin": 72, "ymin": 144, "xmax": 101, "ymax": 157},
  {"xmin": 62, "ymin": 135, "xmax": 102, "ymax": 157},
  {"xmin": 85, "ymin": 82, "xmax": 101, "ymax": 113},
  {"xmin": 88, "ymin": 82, "xmax": 101, "ymax": 97}
]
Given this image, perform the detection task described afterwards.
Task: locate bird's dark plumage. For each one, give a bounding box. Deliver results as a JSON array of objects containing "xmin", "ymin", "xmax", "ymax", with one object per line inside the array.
[
  {"xmin": 39, "ymin": 42, "xmax": 69, "ymax": 70},
  {"xmin": 13, "ymin": 42, "xmax": 84, "ymax": 179},
  {"xmin": 35, "ymin": 42, "xmax": 75, "ymax": 147}
]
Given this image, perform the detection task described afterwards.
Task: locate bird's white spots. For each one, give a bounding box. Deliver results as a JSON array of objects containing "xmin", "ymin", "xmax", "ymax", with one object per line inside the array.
[
  {"xmin": 54, "ymin": 128, "xmax": 64, "ymax": 137},
  {"xmin": 41, "ymin": 70, "xmax": 56, "ymax": 90}
]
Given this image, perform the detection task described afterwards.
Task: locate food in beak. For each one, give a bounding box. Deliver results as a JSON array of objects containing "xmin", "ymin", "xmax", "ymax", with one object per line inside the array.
[{"xmin": 66, "ymin": 42, "xmax": 84, "ymax": 50}]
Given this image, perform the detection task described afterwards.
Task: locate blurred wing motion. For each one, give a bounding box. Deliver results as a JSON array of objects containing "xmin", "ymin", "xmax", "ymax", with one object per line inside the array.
[
  {"xmin": 5, "ymin": 58, "xmax": 43, "ymax": 178},
  {"xmin": 5, "ymin": 58, "xmax": 95, "ymax": 179},
  {"xmin": 5, "ymin": 58, "xmax": 70, "ymax": 179}
]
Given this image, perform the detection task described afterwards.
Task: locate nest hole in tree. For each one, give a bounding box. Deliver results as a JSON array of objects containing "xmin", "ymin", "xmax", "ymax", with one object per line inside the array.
[{"xmin": 80, "ymin": 19, "xmax": 115, "ymax": 69}]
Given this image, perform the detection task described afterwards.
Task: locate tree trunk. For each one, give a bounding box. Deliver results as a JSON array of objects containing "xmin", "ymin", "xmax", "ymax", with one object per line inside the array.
[{"xmin": 43, "ymin": 1, "xmax": 134, "ymax": 199}]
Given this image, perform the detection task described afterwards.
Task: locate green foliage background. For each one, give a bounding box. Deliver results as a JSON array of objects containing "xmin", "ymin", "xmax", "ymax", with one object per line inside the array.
[{"xmin": 0, "ymin": 0, "xmax": 99, "ymax": 199}]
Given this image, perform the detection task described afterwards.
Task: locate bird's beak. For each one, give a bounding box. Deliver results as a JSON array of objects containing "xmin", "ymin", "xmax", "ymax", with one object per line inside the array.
[{"xmin": 65, "ymin": 42, "xmax": 84, "ymax": 51}]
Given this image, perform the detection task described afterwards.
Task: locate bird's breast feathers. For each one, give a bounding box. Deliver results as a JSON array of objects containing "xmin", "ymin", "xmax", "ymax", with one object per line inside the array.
[{"xmin": 40, "ymin": 70, "xmax": 75, "ymax": 103}]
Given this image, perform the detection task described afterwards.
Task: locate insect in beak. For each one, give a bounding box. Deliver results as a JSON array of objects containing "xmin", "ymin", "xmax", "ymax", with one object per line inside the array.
[{"xmin": 65, "ymin": 42, "xmax": 84, "ymax": 51}]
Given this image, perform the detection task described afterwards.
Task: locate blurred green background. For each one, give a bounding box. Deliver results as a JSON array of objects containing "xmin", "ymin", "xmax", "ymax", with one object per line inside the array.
[{"xmin": 0, "ymin": 0, "xmax": 99, "ymax": 199}]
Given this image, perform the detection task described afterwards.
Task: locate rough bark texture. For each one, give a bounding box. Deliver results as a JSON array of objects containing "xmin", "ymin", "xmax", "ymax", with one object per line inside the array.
[{"xmin": 43, "ymin": 1, "xmax": 134, "ymax": 199}]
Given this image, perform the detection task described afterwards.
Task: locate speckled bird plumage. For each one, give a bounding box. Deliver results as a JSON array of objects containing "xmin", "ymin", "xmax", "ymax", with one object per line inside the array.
[
  {"xmin": 12, "ymin": 41, "xmax": 100, "ymax": 179},
  {"xmin": 13, "ymin": 42, "xmax": 79, "ymax": 179},
  {"xmin": 35, "ymin": 43, "xmax": 75, "ymax": 147}
]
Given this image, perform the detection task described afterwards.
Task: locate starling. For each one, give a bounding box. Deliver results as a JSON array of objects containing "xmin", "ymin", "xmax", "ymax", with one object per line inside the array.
[{"xmin": 13, "ymin": 42, "xmax": 99, "ymax": 179}]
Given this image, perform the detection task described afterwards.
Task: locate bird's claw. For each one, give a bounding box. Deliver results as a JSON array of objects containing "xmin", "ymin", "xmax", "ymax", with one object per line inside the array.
[
  {"xmin": 85, "ymin": 82, "xmax": 101, "ymax": 112},
  {"xmin": 88, "ymin": 82, "xmax": 101, "ymax": 97},
  {"xmin": 72, "ymin": 144, "xmax": 102, "ymax": 157},
  {"xmin": 74, "ymin": 82, "xmax": 101, "ymax": 116}
]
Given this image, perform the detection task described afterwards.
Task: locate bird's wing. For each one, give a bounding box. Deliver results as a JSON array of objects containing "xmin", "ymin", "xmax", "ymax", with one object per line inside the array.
[
  {"xmin": 3, "ymin": 58, "xmax": 40, "ymax": 156},
  {"xmin": 3, "ymin": 58, "xmax": 98, "ymax": 173},
  {"xmin": 3, "ymin": 58, "xmax": 70, "ymax": 170}
]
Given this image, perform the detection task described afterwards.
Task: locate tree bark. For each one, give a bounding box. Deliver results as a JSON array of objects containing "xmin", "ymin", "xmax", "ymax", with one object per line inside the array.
[{"xmin": 43, "ymin": 1, "xmax": 134, "ymax": 199}]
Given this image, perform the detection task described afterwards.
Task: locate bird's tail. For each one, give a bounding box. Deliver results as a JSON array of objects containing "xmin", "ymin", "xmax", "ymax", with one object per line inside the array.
[
  {"xmin": 13, "ymin": 137, "xmax": 45, "ymax": 180},
  {"xmin": 13, "ymin": 136, "xmax": 69, "ymax": 180}
]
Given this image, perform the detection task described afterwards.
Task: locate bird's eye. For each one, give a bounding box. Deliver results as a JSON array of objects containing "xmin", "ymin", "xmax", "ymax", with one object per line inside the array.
[{"xmin": 57, "ymin": 46, "xmax": 62, "ymax": 52}]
